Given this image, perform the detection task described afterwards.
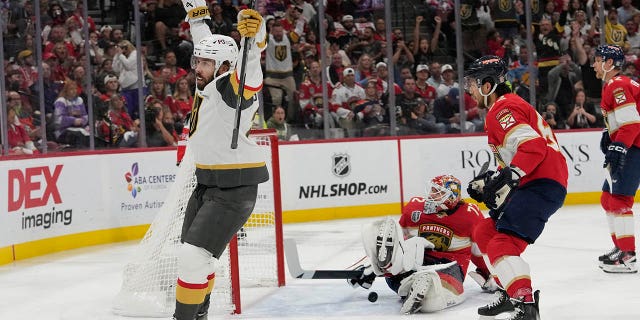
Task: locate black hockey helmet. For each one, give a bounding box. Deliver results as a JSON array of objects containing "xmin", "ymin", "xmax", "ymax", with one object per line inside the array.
[
  {"xmin": 595, "ymin": 44, "xmax": 625, "ymax": 68},
  {"xmin": 463, "ymin": 55, "xmax": 508, "ymax": 92}
]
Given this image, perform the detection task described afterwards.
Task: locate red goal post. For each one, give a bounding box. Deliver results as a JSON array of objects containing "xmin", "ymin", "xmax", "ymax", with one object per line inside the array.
[{"xmin": 113, "ymin": 129, "xmax": 285, "ymax": 317}]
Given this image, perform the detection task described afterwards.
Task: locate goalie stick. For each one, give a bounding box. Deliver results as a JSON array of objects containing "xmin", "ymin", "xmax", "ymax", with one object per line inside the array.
[{"xmin": 284, "ymin": 238, "xmax": 364, "ymax": 279}]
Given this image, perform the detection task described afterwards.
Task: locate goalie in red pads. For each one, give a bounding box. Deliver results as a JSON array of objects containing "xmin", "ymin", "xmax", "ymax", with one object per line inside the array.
[{"xmin": 351, "ymin": 175, "xmax": 493, "ymax": 314}]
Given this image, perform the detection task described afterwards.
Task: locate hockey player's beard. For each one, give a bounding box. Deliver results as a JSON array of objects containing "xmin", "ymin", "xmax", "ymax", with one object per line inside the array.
[{"xmin": 196, "ymin": 73, "xmax": 213, "ymax": 91}]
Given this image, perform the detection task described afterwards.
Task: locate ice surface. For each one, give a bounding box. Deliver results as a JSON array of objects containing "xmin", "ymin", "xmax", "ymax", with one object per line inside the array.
[{"xmin": 1, "ymin": 204, "xmax": 639, "ymax": 320}]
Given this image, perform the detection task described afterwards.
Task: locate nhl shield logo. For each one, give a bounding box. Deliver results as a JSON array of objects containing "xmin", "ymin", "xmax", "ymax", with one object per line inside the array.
[{"xmin": 332, "ymin": 153, "xmax": 351, "ymax": 177}]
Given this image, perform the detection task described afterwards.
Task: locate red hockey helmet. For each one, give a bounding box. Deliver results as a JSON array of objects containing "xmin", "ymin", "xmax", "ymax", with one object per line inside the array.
[{"xmin": 424, "ymin": 175, "xmax": 462, "ymax": 214}]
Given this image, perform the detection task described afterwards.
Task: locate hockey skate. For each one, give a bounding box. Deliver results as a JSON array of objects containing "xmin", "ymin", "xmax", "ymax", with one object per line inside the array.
[
  {"xmin": 468, "ymin": 269, "xmax": 499, "ymax": 292},
  {"xmin": 400, "ymin": 272, "xmax": 431, "ymax": 314},
  {"xmin": 601, "ymin": 250, "xmax": 637, "ymax": 273},
  {"xmin": 478, "ymin": 289, "xmax": 515, "ymax": 319},
  {"xmin": 598, "ymin": 246, "xmax": 620, "ymax": 264},
  {"xmin": 505, "ymin": 290, "xmax": 540, "ymax": 320}
]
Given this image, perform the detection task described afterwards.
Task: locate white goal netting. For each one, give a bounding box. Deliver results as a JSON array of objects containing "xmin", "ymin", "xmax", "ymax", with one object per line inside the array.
[{"xmin": 112, "ymin": 131, "xmax": 284, "ymax": 317}]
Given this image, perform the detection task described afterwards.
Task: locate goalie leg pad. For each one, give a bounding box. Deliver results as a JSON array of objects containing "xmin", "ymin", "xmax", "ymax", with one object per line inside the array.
[{"xmin": 398, "ymin": 263, "xmax": 465, "ymax": 313}]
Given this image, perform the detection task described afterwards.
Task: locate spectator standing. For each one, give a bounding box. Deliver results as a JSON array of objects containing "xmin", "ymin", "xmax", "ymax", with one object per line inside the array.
[
  {"xmin": 264, "ymin": 22, "xmax": 297, "ymax": 121},
  {"xmin": 534, "ymin": 16, "xmax": 564, "ymax": 96},
  {"xmin": 617, "ymin": 0, "xmax": 639, "ymax": 25},
  {"xmin": 210, "ymin": 3, "xmax": 233, "ymax": 35},
  {"xmin": 604, "ymin": 8, "xmax": 630, "ymax": 48},
  {"xmin": 113, "ymin": 40, "xmax": 142, "ymax": 119},
  {"xmin": 546, "ymin": 54, "xmax": 581, "ymax": 119},
  {"xmin": 153, "ymin": 0, "xmax": 184, "ymax": 53},
  {"xmin": 412, "ymin": 15, "xmax": 442, "ymax": 66},
  {"xmin": 572, "ymin": 34, "xmax": 602, "ymax": 109},
  {"xmin": 507, "ymin": 46, "xmax": 536, "ymax": 103}
]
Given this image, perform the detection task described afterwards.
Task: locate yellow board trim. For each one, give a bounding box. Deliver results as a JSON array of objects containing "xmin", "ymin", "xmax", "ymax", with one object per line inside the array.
[
  {"xmin": 2, "ymin": 192, "xmax": 639, "ymax": 265},
  {"xmin": 196, "ymin": 161, "xmax": 266, "ymax": 170},
  {"xmin": 283, "ymin": 203, "xmax": 401, "ymax": 223},
  {"xmin": 0, "ymin": 246, "xmax": 14, "ymax": 265},
  {"xmin": 8, "ymin": 225, "xmax": 149, "ymax": 263}
]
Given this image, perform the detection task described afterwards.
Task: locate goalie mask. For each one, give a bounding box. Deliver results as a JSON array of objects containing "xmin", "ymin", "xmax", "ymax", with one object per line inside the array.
[
  {"xmin": 424, "ymin": 175, "xmax": 462, "ymax": 214},
  {"xmin": 192, "ymin": 34, "xmax": 238, "ymax": 77}
]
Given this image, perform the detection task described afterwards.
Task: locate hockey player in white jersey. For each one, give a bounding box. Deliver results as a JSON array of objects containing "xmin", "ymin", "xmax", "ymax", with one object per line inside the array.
[{"xmin": 173, "ymin": 1, "xmax": 268, "ymax": 319}]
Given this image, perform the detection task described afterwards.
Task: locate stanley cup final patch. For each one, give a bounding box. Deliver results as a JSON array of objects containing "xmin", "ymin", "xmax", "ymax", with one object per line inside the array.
[
  {"xmin": 411, "ymin": 210, "xmax": 422, "ymax": 223},
  {"xmin": 495, "ymin": 108, "xmax": 516, "ymax": 130}
]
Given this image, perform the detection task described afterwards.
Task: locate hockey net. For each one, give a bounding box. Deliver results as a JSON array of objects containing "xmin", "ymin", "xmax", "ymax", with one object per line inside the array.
[{"xmin": 112, "ymin": 130, "xmax": 285, "ymax": 317}]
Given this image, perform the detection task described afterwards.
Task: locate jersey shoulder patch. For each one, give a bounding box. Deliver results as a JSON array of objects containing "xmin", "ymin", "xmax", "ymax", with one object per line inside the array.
[{"xmin": 495, "ymin": 107, "xmax": 517, "ymax": 130}]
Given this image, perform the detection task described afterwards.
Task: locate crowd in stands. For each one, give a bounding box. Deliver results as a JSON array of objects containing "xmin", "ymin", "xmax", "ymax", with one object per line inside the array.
[{"xmin": 2, "ymin": 0, "xmax": 639, "ymax": 154}]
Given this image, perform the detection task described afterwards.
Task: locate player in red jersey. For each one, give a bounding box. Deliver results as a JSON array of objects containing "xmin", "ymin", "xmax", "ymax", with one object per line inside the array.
[
  {"xmin": 592, "ymin": 44, "xmax": 640, "ymax": 273},
  {"xmin": 350, "ymin": 175, "xmax": 494, "ymax": 314},
  {"xmin": 464, "ymin": 56, "xmax": 568, "ymax": 320}
]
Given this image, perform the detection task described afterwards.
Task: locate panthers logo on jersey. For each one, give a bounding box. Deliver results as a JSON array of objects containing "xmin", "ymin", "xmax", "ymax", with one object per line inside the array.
[{"xmin": 418, "ymin": 224, "xmax": 453, "ymax": 251}]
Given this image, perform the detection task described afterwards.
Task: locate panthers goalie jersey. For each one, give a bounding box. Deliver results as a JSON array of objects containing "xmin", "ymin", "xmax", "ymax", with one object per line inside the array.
[{"xmin": 399, "ymin": 196, "xmax": 486, "ymax": 276}]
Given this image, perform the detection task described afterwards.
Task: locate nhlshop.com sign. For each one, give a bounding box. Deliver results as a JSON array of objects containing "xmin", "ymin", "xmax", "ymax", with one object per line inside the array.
[{"xmin": 279, "ymin": 140, "xmax": 401, "ymax": 210}]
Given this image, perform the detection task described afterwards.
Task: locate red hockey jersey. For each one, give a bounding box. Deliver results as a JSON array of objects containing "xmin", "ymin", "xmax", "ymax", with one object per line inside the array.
[
  {"xmin": 601, "ymin": 75, "xmax": 640, "ymax": 149},
  {"xmin": 484, "ymin": 93, "xmax": 568, "ymax": 188},
  {"xmin": 399, "ymin": 196, "xmax": 485, "ymax": 275}
]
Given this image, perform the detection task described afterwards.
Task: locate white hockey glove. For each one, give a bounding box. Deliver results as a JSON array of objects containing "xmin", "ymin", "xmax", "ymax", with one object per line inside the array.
[
  {"xmin": 483, "ymin": 166, "xmax": 524, "ymax": 212},
  {"xmin": 237, "ymin": 9, "xmax": 267, "ymax": 47},
  {"xmin": 348, "ymin": 264, "xmax": 376, "ymax": 289},
  {"xmin": 401, "ymin": 236, "xmax": 434, "ymax": 272},
  {"xmin": 182, "ymin": 0, "xmax": 210, "ymax": 22}
]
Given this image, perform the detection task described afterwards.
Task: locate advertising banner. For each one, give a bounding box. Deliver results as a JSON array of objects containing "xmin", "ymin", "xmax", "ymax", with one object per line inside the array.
[{"xmin": 279, "ymin": 140, "xmax": 400, "ymax": 211}]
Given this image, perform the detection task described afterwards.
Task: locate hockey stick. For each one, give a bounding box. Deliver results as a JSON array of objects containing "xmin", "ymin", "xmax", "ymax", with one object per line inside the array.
[
  {"xmin": 230, "ymin": 0, "xmax": 256, "ymax": 149},
  {"xmin": 477, "ymin": 160, "xmax": 490, "ymax": 177},
  {"xmin": 284, "ymin": 238, "xmax": 364, "ymax": 279},
  {"xmin": 603, "ymin": 165, "xmax": 613, "ymax": 189}
]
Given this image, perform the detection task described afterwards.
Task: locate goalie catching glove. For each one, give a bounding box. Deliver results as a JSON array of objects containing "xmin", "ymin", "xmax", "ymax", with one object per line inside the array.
[
  {"xmin": 482, "ymin": 166, "xmax": 523, "ymax": 212},
  {"xmin": 181, "ymin": 0, "xmax": 210, "ymax": 22}
]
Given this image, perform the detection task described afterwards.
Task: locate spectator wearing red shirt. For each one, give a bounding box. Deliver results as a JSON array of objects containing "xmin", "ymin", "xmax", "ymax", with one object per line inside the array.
[{"xmin": 6, "ymin": 107, "xmax": 39, "ymax": 155}]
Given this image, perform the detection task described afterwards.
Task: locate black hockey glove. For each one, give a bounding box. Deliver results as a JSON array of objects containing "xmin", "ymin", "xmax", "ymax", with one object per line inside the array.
[
  {"xmin": 483, "ymin": 166, "xmax": 522, "ymax": 212},
  {"xmin": 467, "ymin": 170, "xmax": 494, "ymax": 203},
  {"xmin": 604, "ymin": 142, "xmax": 627, "ymax": 175},
  {"xmin": 600, "ymin": 129, "xmax": 611, "ymax": 154},
  {"xmin": 348, "ymin": 265, "xmax": 376, "ymax": 289}
]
